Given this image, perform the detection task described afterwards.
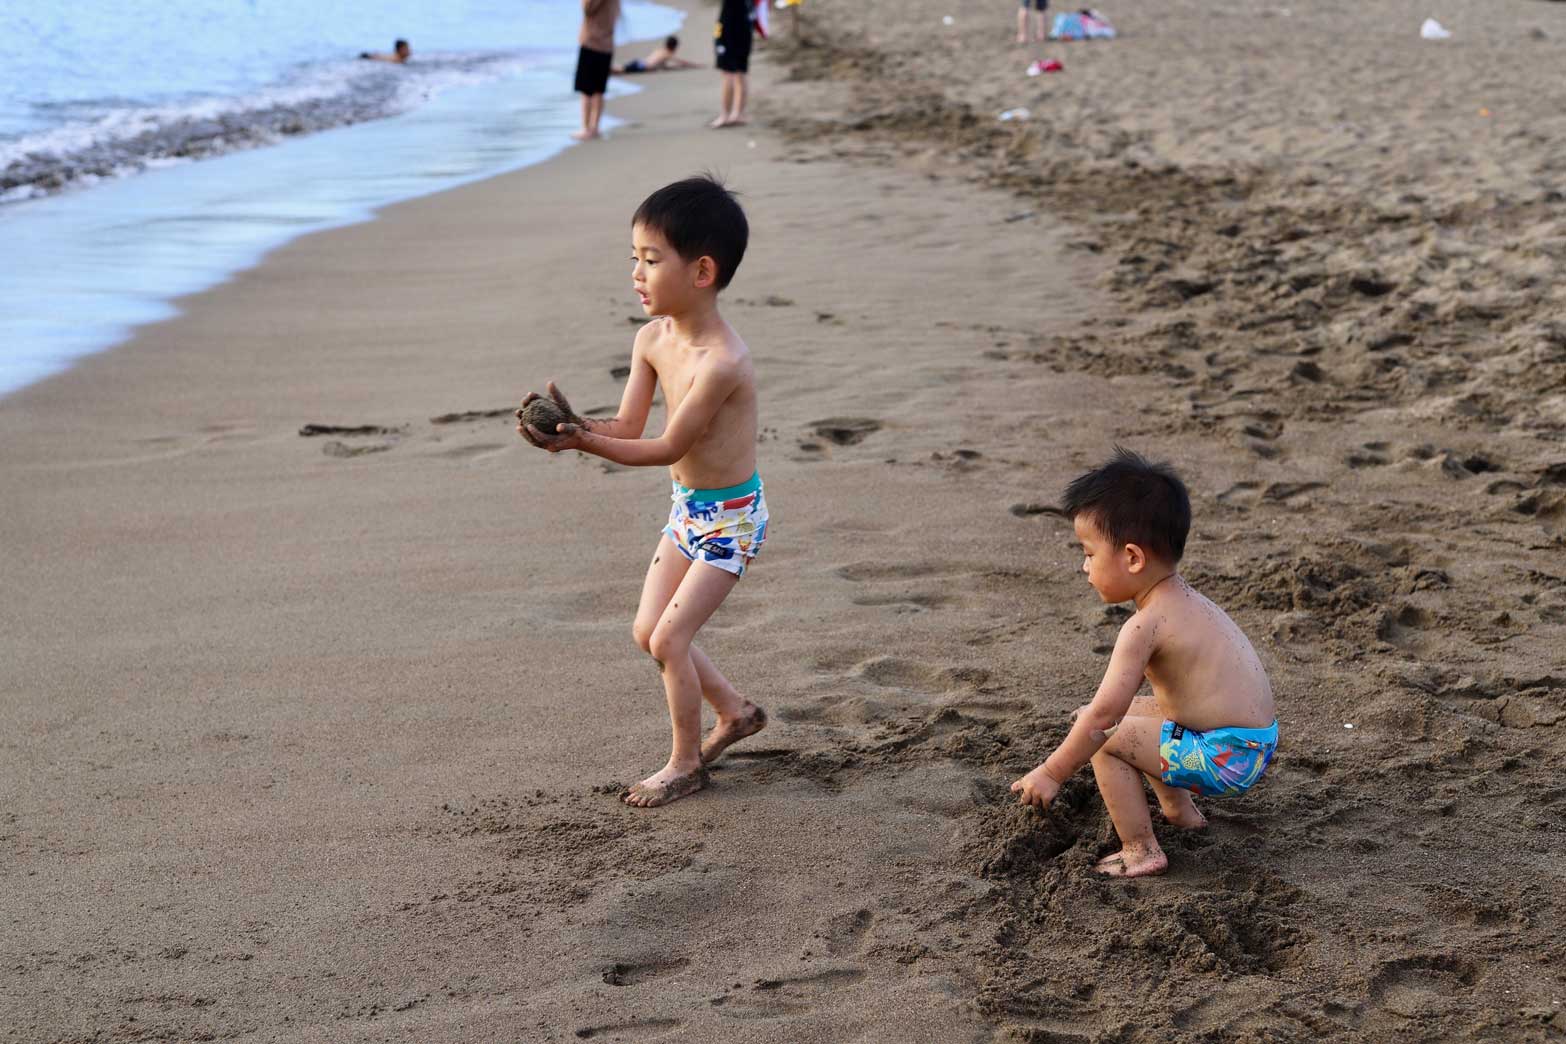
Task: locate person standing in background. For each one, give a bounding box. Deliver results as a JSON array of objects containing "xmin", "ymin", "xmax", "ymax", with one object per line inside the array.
[
  {"xmin": 575, "ymin": 0, "xmax": 619, "ymax": 140},
  {"xmin": 710, "ymin": 0, "xmax": 751, "ymax": 128}
]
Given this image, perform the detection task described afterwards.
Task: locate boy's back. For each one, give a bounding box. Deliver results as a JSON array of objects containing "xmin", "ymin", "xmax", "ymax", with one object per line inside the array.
[{"xmin": 1136, "ymin": 577, "xmax": 1274, "ymax": 733}]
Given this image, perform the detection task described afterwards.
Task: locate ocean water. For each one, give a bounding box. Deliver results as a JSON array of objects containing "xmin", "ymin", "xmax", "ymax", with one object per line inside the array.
[{"xmin": 0, "ymin": 0, "xmax": 683, "ymax": 398}]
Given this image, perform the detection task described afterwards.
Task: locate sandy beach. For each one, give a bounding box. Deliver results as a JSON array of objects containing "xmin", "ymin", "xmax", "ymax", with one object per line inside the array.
[{"xmin": 4, "ymin": 0, "xmax": 1565, "ymax": 1041}]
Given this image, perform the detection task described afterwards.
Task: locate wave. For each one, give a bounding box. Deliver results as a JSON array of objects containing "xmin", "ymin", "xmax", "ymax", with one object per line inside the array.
[{"xmin": 0, "ymin": 50, "xmax": 546, "ymax": 203}]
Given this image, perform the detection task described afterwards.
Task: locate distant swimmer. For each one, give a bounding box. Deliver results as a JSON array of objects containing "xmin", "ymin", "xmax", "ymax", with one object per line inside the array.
[
  {"xmin": 614, "ymin": 36, "xmax": 701, "ymax": 74},
  {"xmin": 359, "ymin": 39, "xmax": 411, "ymax": 63}
]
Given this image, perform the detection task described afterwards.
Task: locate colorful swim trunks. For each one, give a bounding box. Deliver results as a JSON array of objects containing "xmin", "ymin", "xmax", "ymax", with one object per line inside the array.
[
  {"xmin": 1159, "ymin": 720, "xmax": 1278, "ymax": 796},
  {"xmin": 662, "ymin": 471, "xmax": 769, "ymax": 577}
]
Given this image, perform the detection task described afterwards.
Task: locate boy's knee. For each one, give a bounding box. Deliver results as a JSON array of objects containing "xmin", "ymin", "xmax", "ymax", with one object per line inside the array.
[
  {"xmin": 647, "ymin": 626, "xmax": 687, "ymax": 665},
  {"xmin": 631, "ymin": 620, "xmax": 654, "ymax": 654}
]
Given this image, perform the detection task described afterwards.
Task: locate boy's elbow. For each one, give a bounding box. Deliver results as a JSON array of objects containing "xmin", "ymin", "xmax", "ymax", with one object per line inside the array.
[
  {"xmin": 654, "ymin": 439, "xmax": 691, "ymax": 466},
  {"xmin": 1080, "ymin": 709, "xmax": 1121, "ymax": 734}
]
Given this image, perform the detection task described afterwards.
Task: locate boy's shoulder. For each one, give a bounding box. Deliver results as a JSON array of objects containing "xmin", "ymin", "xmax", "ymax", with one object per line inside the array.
[{"xmin": 1150, "ymin": 575, "xmax": 1241, "ymax": 634}]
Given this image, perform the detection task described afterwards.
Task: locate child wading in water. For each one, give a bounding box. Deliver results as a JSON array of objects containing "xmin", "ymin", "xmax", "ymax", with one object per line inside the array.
[
  {"xmin": 1011, "ymin": 449, "xmax": 1278, "ymax": 877},
  {"xmin": 517, "ymin": 176, "xmax": 768, "ymax": 808}
]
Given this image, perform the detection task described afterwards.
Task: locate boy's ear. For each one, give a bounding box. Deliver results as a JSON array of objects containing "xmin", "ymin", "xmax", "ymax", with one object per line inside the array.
[
  {"xmin": 1123, "ymin": 542, "xmax": 1147, "ymax": 574},
  {"xmin": 693, "ymin": 255, "xmax": 719, "ymax": 289}
]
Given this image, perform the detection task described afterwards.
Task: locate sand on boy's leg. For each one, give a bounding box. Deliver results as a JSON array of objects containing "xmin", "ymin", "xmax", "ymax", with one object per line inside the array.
[
  {"xmin": 1122, "ymin": 694, "xmax": 1206, "ymax": 830},
  {"xmin": 625, "ymin": 537, "xmax": 763, "ymax": 807},
  {"xmin": 1088, "ymin": 715, "xmax": 1181, "ymax": 877}
]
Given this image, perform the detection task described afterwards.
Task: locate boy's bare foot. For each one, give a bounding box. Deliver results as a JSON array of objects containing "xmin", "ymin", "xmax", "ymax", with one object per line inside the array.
[
  {"xmin": 623, "ymin": 766, "xmax": 710, "ymax": 808},
  {"xmin": 701, "ymin": 703, "xmax": 767, "ymax": 764},
  {"xmin": 709, "ymin": 115, "xmax": 730, "ymax": 129},
  {"xmin": 1094, "ymin": 847, "xmax": 1168, "ymax": 878},
  {"xmin": 571, "ymin": 129, "xmax": 601, "ymax": 141},
  {"xmin": 1161, "ymin": 802, "xmax": 1208, "ymax": 830}
]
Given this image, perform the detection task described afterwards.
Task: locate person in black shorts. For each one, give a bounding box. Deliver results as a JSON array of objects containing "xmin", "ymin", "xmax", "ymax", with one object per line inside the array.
[
  {"xmin": 575, "ymin": 0, "xmax": 618, "ymax": 140},
  {"xmin": 1018, "ymin": 0, "xmax": 1048, "ymax": 43},
  {"xmin": 711, "ymin": 0, "xmax": 752, "ymax": 128}
]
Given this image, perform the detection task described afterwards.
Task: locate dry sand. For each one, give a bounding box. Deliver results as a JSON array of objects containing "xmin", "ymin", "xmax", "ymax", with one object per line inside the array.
[{"xmin": 4, "ymin": 0, "xmax": 1566, "ymax": 1041}]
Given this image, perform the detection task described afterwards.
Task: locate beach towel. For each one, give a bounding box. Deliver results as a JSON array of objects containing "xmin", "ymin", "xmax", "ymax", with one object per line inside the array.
[{"xmin": 1049, "ymin": 9, "xmax": 1117, "ymax": 40}]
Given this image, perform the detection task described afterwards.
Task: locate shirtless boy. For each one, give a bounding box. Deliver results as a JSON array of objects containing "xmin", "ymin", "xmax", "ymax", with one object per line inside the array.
[
  {"xmin": 615, "ymin": 35, "xmax": 700, "ymax": 74},
  {"xmin": 359, "ymin": 39, "xmax": 410, "ymax": 63},
  {"xmin": 1011, "ymin": 448, "xmax": 1278, "ymax": 877},
  {"xmin": 517, "ymin": 176, "xmax": 768, "ymax": 808}
]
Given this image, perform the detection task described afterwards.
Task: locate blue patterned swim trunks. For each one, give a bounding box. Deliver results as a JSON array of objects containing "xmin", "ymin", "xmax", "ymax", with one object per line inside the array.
[
  {"xmin": 1159, "ymin": 720, "xmax": 1278, "ymax": 797},
  {"xmin": 662, "ymin": 471, "xmax": 769, "ymax": 578}
]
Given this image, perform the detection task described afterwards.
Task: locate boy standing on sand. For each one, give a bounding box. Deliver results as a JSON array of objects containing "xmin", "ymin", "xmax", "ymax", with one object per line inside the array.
[
  {"xmin": 517, "ymin": 176, "xmax": 769, "ymax": 808},
  {"xmin": 1011, "ymin": 449, "xmax": 1278, "ymax": 877}
]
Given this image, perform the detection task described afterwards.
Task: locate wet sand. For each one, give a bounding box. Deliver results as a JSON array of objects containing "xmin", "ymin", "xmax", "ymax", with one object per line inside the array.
[{"xmin": 4, "ymin": 0, "xmax": 1565, "ymax": 1041}]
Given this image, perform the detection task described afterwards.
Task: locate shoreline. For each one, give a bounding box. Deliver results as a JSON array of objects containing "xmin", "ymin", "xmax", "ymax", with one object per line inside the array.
[{"xmin": 0, "ymin": 3, "xmax": 683, "ymax": 402}]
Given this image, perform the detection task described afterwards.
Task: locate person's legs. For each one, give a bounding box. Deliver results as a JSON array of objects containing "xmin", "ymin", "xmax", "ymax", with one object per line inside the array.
[
  {"xmin": 1033, "ymin": 8, "xmax": 1046, "ymax": 41},
  {"xmin": 1089, "ymin": 715, "xmax": 1171, "ymax": 877},
  {"xmin": 626, "ymin": 561, "xmax": 743, "ymax": 806},
  {"xmin": 711, "ymin": 73, "xmax": 735, "ymax": 127},
  {"xmin": 729, "ymin": 73, "xmax": 748, "ymax": 124},
  {"xmin": 588, "ymin": 93, "xmax": 604, "ymax": 135},
  {"xmin": 1117, "ymin": 695, "xmax": 1206, "ymax": 828},
  {"xmin": 1147, "ymin": 773, "xmax": 1207, "ymax": 828},
  {"xmin": 573, "ymin": 94, "xmax": 594, "ymax": 139},
  {"xmin": 1017, "ymin": 5, "xmax": 1029, "ymax": 43}
]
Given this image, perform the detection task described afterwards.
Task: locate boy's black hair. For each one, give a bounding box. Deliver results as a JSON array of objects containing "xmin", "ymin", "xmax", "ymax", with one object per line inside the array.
[
  {"xmin": 1062, "ymin": 446, "xmax": 1191, "ymax": 563},
  {"xmin": 666, "ymin": 34, "xmax": 680, "ymax": 48},
  {"xmin": 632, "ymin": 174, "xmax": 748, "ymax": 290}
]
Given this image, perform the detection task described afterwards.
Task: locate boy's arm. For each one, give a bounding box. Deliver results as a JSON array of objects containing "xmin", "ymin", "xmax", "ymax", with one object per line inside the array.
[
  {"xmin": 578, "ymin": 333, "xmax": 657, "ymax": 440},
  {"xmin": 535, "ymin": 356, "xmax": 740, "ymax": 467},
  {"xmin": 519, "ymin": 331, "xmax": 657, "ymax": 446},
  {"xmin": 1011, "ymin": 613, "xmax": 1157, "ymax": 806}
]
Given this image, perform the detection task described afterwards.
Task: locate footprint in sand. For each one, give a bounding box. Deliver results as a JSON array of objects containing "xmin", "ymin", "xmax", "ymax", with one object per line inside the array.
[
  {"xmin": 429, "ymin": 409, "xmax": 513, "ymax": 425},
  {"xmin": 432, "ymin": 443, "xmax": 508, "ymax": 462},
  {"xmin": 303, "ymin": 419, "xmax": 406, "ymax": 459},
  {"xmin": 573, "ymin": 1017, "xmax": 682, "ymax": 1040},
  {"xmin": 849, "ymin": 590, "xmax": 951, "ymax": 614},
  {"xmin": 321, "ymin": 440, "xmax": 394, "ymax": 458},
  {"xmin": 1262, "ymin": 480, "xmax": 1327, "ymax": 503},
  {"xmin": 810, "ymin": 418, "xmax": 881, "ymax": 446},
  {"xmin": 856, "ymin": 655, "xmax": 991, "ymax": 695},
  {"xmin": 816, "ymin": 910, "xmax": 873, "ymax": 957},
  {"xmin": 1009, "ymin": 502, "xmax": 1065, "ymax": 519},
  {"xmin": 711, "ymin": 968, "xmax": 866, "ymax": 1020},
  {"xmin": 602, "ymin": 957, "xmax": 689, "ymax": 986},
  {"xmin": 835, "ymin": 560, "xmax": 954, "ymax": 583},
  {"xmin": 1364, "ymin": 955, "xmax": 1481, "ymax": 1021}
]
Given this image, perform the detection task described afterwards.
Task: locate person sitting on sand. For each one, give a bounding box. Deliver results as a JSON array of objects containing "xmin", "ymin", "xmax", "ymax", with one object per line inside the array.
[
  {"xmin": 1011, "ymin": 448, "xmax": 1278, "ymax": 878},
  {"xmin": 615, "ymin": 35, "xmax": 700, "ymax": 74},
  {"xmin": 359, "ymin": 39, "xmax": 411, "ymax": 63},
  {"xmin": 516, "ymin": 175, "xmax": 769, "ymax": 808}
]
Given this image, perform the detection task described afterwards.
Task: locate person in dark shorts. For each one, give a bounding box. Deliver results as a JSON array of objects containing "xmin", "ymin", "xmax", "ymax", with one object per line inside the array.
[
  {"xmin": 575, "ymin": 0, "xmax": 619, "ymax": 140},
  {"xmin": 1018, "ymin": 0, "xmax": 1048, "ymax": 43},
  {"xmin": 711, "ymin": 0, "xmax": 752, "ymax": 128}
]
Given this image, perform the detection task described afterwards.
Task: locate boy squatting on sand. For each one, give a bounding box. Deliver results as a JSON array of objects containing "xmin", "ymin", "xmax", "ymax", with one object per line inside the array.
[
  {"xmin": 1011, "ymin": 449, "xmax": 1279, "ymax": 877},
  {"xmin": 516, "ymin": 176, "xmax": 768, "ymax": 808}
]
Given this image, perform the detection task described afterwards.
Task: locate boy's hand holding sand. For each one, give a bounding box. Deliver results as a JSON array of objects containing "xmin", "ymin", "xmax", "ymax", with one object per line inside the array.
[
  {"xmin": 513, "ymin": 176, "xmax": 770, "ymax": 809},
  {"xmin": 1012, "ymin": 449, "xmax": 1278, "ymax": 878}
]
